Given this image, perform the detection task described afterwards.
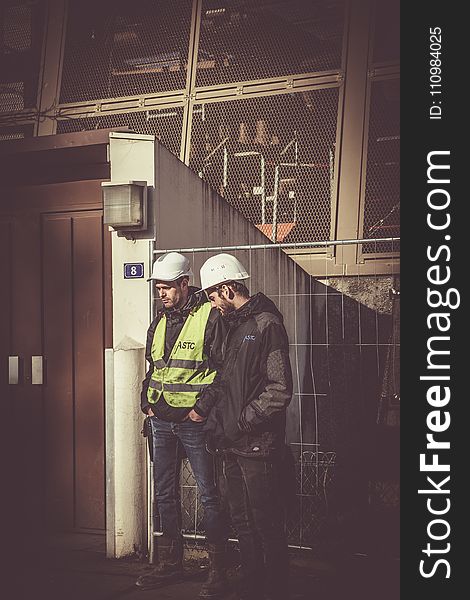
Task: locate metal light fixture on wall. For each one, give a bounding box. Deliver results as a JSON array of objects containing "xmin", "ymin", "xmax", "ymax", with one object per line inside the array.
[{"xmin": 101, "ymin": 180, "xmax": 148, "ymax": 231}]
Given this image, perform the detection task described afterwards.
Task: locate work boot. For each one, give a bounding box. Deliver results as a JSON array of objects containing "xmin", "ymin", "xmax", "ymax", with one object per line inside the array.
[
  {"xmin": 135, "ymin": 536, "xmax": 184, "ymax": 589},
  {"xmin": 198, "ymin": 543, "xmax": 229, "ymax": 598}
]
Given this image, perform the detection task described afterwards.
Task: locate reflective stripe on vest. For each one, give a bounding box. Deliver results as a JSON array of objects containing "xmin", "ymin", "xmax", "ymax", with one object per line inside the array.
[{"xmin": 147, "ymin": 302, "xmax": 216, "ymax": 408}]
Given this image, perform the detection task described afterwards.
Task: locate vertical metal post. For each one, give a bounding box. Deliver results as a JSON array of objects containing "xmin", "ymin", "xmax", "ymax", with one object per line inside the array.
[
  {"xmin": 148, "ymin": 239, "xmax": 155, "ymax": 562},
  {"xmin": 329, "ymin": 147, "xmax": 335, "ymax": 229},
  {"xmin": 334, "ymin": 0, "xmax": 372, "ymax": 266},
  {"xmin": 36, "ymin": 0, "xmax": 68, "ymax": 136},
  {"xmin": 272, "ymin": 165, "xmax": 280, "ymax": 242},
  {"xmin": 261, "ymin": 155, "xmax": 266, "ymax": 224},
  {"xmin": 223, "ymin": 145, "xmax": 228, "ymax": 188},
  {"xmin": 182, "ymin": 0, "xmax": 203, "ymax": 164}
]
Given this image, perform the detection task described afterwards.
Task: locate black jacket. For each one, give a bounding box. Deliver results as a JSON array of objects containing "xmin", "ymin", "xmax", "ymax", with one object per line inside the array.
[
  {"xmin": 140, "ymin": 287, "xmax": 228, "ymax": 422},
  {"xmin": 197, "ymin": 292, "xmax": 293, "ymax": 457}
]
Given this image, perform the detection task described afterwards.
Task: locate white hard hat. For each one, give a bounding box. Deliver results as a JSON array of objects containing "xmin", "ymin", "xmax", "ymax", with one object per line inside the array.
[
  {"xmin": 200, "ymin": 253, "xmax": 250, "ymax": 290},
  {"xmin": 148, "ymin": 252, "xmax": 193, "ymax": 282}
]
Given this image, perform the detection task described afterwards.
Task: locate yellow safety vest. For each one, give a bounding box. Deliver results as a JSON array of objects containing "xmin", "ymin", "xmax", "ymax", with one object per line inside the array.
[{"xmin": 147, "ymin": 302, "xmax": 216, "ymax": 408}]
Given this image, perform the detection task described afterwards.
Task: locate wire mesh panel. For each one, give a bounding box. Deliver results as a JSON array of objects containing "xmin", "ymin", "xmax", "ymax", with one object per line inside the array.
[
  {"xmin": 196, "ymin": 0, "xmax": 345, "ymax": 88},
  {"xmin": 59, "ymin": 0, "xmax": 193, "ymax": 104},
  {"xmin": 362, "ymin": 78, "xmax": 400, "ymax": 253},
  {"xmin": 56, "ymin": 108, "xmax": 184, "ymax": 158},
  {"xmin": 0, "ymin": 0, "xmax": 45, "ymax": 112},
  {"xmin": 181, "ymin": 459, "xmax": 205, "ymax": 536},
  {"xmin": 189, "ymin": 88, "xmax": 339, "ymax": 244},
  {"xmin": 286, "ymin": 451, "xmax": 336, "ymax": 547},
  {"xmin": 0, "ymin": 123, "xmax": 34, "ymax": 141},
  {"xmin": 371, "ymin": 0, "xmax": 400, "ymax": 65}
]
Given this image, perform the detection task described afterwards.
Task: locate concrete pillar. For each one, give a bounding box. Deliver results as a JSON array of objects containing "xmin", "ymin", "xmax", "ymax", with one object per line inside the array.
[
  {"xmin": 105, "ymin": 133, "xmax": 155, "ymax": 558},
  {"xmin": 106, "ymin": 236, "xmax": 153, "ymax": 558},
  {"xmin": 106, "ymin": 340, "xmax": 146, "ymax": 558}
]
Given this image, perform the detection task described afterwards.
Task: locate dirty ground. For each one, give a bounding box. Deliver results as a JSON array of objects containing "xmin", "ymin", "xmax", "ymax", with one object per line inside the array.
[{"xmin": 10, "ymin": 533, "xmax": 399, "ymax": 600}]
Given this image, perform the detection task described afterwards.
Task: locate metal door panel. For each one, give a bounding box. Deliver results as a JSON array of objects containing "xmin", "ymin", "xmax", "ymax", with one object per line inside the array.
[
  {"xmin": 2, "ymin": 180, "xmax": 109, "ymax": 534},
  {"xmin": 42, "ymin": 207, "xmax": 107, "ymax": 532},
  {"xmin": 73, "ymin": 212, "xmax": 105, "ymax": 530},
  {"xmin": 0, "ymin": 218, "xmax": 12, "ymax": 398},
  {"xmin": 42, "ymin": 213, "xmax": 74, "ymax": 530},
  {"xmin": 7, "ymin": 213, "xmax": 44, "ymax": 538}
]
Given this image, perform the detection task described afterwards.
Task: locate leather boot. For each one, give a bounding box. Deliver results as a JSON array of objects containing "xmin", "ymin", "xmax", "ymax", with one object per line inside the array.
[
  {"xmin": 198, "ymin": 542, "xmax": 229, "ymax": 598},
  {"xmin": 135, "ymin": 536, "xmax": 184, "ymax": 589}
]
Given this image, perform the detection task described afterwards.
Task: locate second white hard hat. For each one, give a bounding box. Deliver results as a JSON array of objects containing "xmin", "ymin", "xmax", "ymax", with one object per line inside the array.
[
  {"xmin": 200, "ymin": 253, "xmax": 250, "ymax": 290},
  {"xmin": 148, "ymin": 252, "xmax": 193, "ymax": 282}
]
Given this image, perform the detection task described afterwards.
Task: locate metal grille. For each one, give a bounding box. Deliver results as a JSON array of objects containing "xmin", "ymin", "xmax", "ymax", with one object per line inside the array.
[
  {"xmin": 2, "ymin": 3, "xmax": 31, "ymax": 51},
  {"xmin": 181, "ymin": 458, "xmax": 205, "ymax": 536},
  {"xmin": 56, "ymin": 108, "xmax": 184, "ymax": 158},
  {"xmin": 0, "ymin": 123, "xmax": 34, "ymax": 141},
  {"xmin": 0, "ymin": 1, "xmax": 45, "ymax": 111},
  {"xmin": 363, "ymin": 78, "xmax": 399, "ymax": 253},
  {"xmin": 59, "ymin": 0, "xmax": 193, "ymax": 104},
  {"xmin": 0, "ymin": 81, "xmax": 24, "ymax": 113},
  {"xmin": 189, "ymin": 88, "xmax": 339, "ymax": 243},
  {"xmin": 368, "ymin": 480, "xmax": 399, "ymax": 557},
  {"xmin": 177, "ymin": 451, "xmax": 336, "ymax": 548},
  {"xmin": 371, "ymin": 0, "xmax": 400, "ymax": 65},
  {"xmin": 286, "ymin": 451, "xmax": 335, "ymax": 546},
  {"xmin": 196, "ymin": 0, "xmax": 345, "ymax": 88}
]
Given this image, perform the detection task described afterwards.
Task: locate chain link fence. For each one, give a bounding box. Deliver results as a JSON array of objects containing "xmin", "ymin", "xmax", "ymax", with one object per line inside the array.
[
  {"xmin": 0, "ymin": 122, "xmax": 34, "ymax": 141},
  {"xmin": 189, "ymin": 88, "xmax": 339, "ymax": 244},
  {"xmin": 56, "ymin": 107, "xmax": 184, "ymax": 158},
  {"xmin": 59, "ymin": 0, "xmax": 193, "ymax": 103},
  {"xmin": 0, "ymin": 0, "xmax": 45, "ymax": 113},
  {"xmin": 362, "ymin": 77, "xmax": 400, "ymax": 254},
  {"xmin": 196, "ymin": 0, "xmax": 345, "ymax": 87}
]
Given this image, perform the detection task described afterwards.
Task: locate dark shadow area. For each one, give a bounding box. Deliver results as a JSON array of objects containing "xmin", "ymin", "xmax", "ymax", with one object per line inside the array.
[{"xmin": 10, "ymin": 533, "xmax": 399, "ymax": 600}]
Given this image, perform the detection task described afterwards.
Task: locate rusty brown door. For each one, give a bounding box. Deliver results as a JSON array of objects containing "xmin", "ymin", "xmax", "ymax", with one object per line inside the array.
[{"xmin": 1, "ymin": 180, "xmax": 111, "ymax": 534}]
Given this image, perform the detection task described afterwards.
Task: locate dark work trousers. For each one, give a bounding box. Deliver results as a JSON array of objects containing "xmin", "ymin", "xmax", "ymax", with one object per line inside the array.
[
  {"xmin": 151, "ymin": 416, "xmax": 225, "ymax": 543},
  {"xmin": 220, "ymin": 452, "xmax": 289, "ymax": 600}
]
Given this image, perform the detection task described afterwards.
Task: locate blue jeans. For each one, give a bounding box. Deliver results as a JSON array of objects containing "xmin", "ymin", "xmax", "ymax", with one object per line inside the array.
[{"xmin": 150, "ymin": 416, "xmax": 224, "ymax": 543}]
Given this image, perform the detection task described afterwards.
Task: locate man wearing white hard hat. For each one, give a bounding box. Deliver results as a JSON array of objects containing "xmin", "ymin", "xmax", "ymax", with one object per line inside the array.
[
  {"xmin": 136, "ymin": 252, "xmax": 228, "ymax": 598},
  {"xmin": 196, "ymin": 253, "xmax": 293, "ymax": 600}
]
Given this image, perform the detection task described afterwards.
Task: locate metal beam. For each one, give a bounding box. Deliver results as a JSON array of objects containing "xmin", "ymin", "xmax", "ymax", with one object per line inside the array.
[
  {"xmin": 334, "ymin": 0, "xmax": 372, "ymax": 266},
  {"xmin": 153, "ymin": 237, "xmax": 400, "ymax": 254},
  {"xmin": 36, "ymin": 0, "xmax": 68, "ymax": 136}
]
